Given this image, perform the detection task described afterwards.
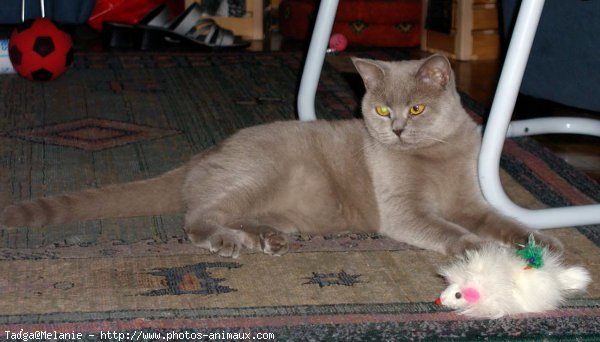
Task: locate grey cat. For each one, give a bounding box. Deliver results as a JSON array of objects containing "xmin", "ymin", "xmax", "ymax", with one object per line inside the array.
[{"xmin": 0, "ymin": 55, "xmax": 561, "ymax": 257}]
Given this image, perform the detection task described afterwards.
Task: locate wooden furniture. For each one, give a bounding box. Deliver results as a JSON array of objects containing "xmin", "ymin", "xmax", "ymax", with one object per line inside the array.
[
  {"xmin": 279, "ymin": 0, "xmax": 421, "ymax": 47},
  {"xmin": 421, "ymin": 0, "xmax": 500, "ymax": 60},
  {"xmin": 184, "ymin": 0, "xmax": 264, "ymax": 40}
]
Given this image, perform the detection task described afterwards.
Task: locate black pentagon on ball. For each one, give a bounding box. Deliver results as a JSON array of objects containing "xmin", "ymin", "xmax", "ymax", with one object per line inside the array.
[
  {"xmin": 33, "ymin": 36, "xmax": 55, "ymax": 57},
  {"xmin": 8, "ymin": 45, "xmax": 22, "ymax": 65},
  {"xmin": 15, "ymin": 19, "xmax": 35, "ymax": 33},
  {"xmin": 31, "ymin": 68, "xmax": 54, "ymax": 81}
]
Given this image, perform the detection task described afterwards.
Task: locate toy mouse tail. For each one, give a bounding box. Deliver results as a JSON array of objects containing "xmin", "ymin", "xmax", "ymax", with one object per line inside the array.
[{"xmin": 558, "ymin": 266, "xmax": 592, "ymax": 292}]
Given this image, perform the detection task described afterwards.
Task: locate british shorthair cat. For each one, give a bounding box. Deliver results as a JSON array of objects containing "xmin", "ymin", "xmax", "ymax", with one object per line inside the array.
[{"xmin": 0, "ymin": 55, "xmax": 561, "ymax": 258}]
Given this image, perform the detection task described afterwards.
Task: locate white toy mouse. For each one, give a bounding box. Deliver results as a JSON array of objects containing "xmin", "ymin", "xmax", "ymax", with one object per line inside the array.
[{"xmin": 435, "ymin": 236, "xmax": 591, "ymax": 318}]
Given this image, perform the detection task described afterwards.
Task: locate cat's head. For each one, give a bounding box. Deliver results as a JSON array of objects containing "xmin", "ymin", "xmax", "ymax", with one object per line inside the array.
[{"xmin": 353, "ymin": 55, "xmax": 466, "ymax": 150}]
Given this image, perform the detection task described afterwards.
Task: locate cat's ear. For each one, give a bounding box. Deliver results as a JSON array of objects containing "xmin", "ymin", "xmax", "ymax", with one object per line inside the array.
[
  {"xmin": 416, "ymin": 55, "xmax": 452, "ymax": 89},
  {"xmin": 352, "ymin": 58, "xmax": 385, "ymax": 90}
]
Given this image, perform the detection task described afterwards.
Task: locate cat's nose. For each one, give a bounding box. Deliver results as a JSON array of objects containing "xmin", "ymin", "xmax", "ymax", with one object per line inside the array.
[{"xmin": 393, "ymin": 128, "xmax": 403, "ymax": 137}]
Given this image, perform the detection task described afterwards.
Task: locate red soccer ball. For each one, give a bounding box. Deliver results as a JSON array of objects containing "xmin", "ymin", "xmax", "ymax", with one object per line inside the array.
[{"xmin": 9, "ymin": 18, "xmax": 73, "ymax": 81}]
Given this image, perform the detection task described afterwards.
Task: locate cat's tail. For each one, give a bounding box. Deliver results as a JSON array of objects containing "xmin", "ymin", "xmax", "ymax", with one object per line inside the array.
[
  {"xmin": 557, "ymin": 266, "xmax": 592, "ymax": 292},
  {"xmin": 0, "ymin": 166, "xmax": 187, "ymax": 227}
]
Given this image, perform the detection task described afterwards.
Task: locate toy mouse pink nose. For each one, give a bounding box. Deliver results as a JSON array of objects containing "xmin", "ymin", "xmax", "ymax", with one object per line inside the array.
[{"xmin": 435, "ymin": 298, "xmax": 442, "ymax": 305}]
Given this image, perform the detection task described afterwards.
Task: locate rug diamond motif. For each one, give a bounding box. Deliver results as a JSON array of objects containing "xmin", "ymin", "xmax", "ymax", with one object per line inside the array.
[{"xmin": 5, "ymin": 118, "xmax": 181, "ymax": 151}]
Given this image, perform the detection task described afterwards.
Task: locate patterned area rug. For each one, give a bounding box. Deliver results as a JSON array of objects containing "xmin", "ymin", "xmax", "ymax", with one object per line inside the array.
[{"xmin": 0, "ymin": 52, "xmax": 599, "ymax": 341}]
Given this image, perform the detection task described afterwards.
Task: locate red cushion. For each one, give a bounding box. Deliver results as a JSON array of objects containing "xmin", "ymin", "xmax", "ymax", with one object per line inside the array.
[{"xmin": 279, "ymin": 0, "xmax": 421, "ymax": 47}]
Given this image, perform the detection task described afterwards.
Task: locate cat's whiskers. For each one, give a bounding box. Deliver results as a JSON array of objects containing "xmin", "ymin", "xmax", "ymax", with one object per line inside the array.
[{"xmin": 406, "ymin": 131, "xmax": 449, "ymax": 144}]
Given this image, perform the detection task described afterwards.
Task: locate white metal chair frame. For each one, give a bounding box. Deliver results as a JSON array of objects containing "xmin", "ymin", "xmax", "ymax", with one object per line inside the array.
[{"xmin": 296, "ymin": 0, "xmax": 600, "ymax": 229}]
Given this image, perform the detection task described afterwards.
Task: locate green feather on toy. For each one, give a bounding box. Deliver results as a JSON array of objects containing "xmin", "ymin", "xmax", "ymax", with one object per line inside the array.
[{"xmin": 516, "ymin": 234, "xmax": 544, "ymax": 269}]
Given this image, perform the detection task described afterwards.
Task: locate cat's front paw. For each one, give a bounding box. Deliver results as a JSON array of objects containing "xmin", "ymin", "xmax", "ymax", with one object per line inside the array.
[
  {"xmin": 260, "ymin": 231, "xmax": 289, "ymax": 256},
  {"xmin": 448, "ymin": 234, "xmax": 485, "ymax": 255},
  {"xmin": 208, "ymin": 234, "xmax": 245, "ymax": 258}
]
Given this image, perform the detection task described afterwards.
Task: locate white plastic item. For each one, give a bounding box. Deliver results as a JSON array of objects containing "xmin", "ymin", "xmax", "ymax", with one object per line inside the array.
[
  {"xmin": 297, "ymin": 0, "xmax": 339, "ymax": 121},
  {"xmin": 478, "ymin": 0, "xmax": 600, "ymax": 229}
]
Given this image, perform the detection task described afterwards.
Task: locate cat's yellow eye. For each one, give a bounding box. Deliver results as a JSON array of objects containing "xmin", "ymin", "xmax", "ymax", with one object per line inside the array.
[
  {"xmin": 409, "ymin": 104, "xmax": 426, "ymax": 116},
  {"xmin": 375, "ymin": 106, "xmax": 391, "ymax": 117}
]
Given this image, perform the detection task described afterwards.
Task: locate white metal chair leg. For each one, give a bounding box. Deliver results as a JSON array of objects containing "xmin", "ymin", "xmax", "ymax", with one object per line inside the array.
[
  {"xmin": 297, "ymin": 0, "xmax": 599, "ymax": 228},
  {"xmin": 478, "ymin": 0, "xmax": 600, "ymax": 229},
  {"xmin": 297, "ymin": 0, "xmax": 339, "ymax": 121}
]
